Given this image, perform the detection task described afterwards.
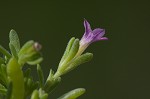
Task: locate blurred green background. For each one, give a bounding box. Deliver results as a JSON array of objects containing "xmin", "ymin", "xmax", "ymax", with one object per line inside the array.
[{"xmin": 0, "ymin": 1, "xmax": 150, "ymax": 99}]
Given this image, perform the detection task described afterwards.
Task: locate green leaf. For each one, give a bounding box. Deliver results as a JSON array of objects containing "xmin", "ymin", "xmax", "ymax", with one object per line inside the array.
[
  {"xmin": 31, "ymin": 89, "xmax": 48, "ymax": 99},
  {"xmin": 57, "ymin": 88, "xmax": 85, "ymax": 99},
  {"xmin": 9, "ymin": 29, "xmax": 20, "ymax": 53},
  {"xmin": 0, "ymin": 64, "xmax": 8, "ymax": 87},
  {"xmin": 7, "ymin": 58, "xmax": 24, "ymax": 99},
  {"xmin": 27, "ymin": 78, "xmax": 32, "ymax": 88},
  {"xmin": 31, "ymin": 90, "xmax": 39, "ymax": 99},
  {"xmin": 9, "ymin": 43, "xmax": 18, "ymax": 59},
  {"xmin": 0, "ymin": 45, "xmax": 11, "ymax": 59},
  {"xmin": 24, "ymin": 68, "xmax": 31, "ymax": 78},
  {"xmin": 59, "ymin": 37, "xmax": 75, "ymax": 65},
  {"xmin": 39, "ymin": 88, "xmax": 48, "ymax": 99},
  {"xmin": 44, "ymin": 69, "xmax": 61, "ymax": 93},
  {"xmin": 57, "ymin": 39, "xmax": 79, "ymax": 75},
  {"xmin": 37, "ymin": 64, "xmax": 44, "ymax": 87},
  {"xmin": 44, "ymin": 77, "xmax": 61, "ymax": 93},
  {"xmin": 6, "ymin": 82, "xmax": 12, "ymax": 99},
  {"xmin": 63, "ymin": 53, "xmax": 93, "ymax": 75},
  {"xmin": 31, "ymin": 81, "xmax": 39, "ymax": 92},
  {"xmin": 0, "ymin": 88, "xmax": 7, "ymax": 95},
  {"xmin": 24, "ymin": 77, "xmax": 39, "ymax": 98},
  {"xmin": 40, "ymin": 94, "xmax": 48, "ymax": 99},
  {"xmin": 0, "ymin": 83, "xmax": 7, "ymax": 95},
  {"xmin": 62, "ymin": 39, "xmax": 79, "ymax": 64},
  {"xmin": 0, "ymin": 57, "xmax": 5, "ymax": 64}
]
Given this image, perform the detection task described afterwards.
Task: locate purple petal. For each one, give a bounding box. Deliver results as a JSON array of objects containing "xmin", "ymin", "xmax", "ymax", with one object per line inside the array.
[
  {"xmin": 92, "ymin": 28, "xmax": 105, "ymax": 35},
  {"xmin": 100, "ymin": 37, "xmax": 108, "ymax": 40},
  {"xmin": 84, "ymin": 19, "xmax": 92, "ymax": 36},
  {"xmin": 93, "ymin": 36, "xmax": 108, "ymax": 42},
  {"xmin": 92, "ymin": 29, "xmax": 106, "ymax": 42}
]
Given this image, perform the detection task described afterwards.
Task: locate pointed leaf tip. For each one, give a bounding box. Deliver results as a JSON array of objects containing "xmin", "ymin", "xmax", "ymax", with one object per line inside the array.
[{"xmin": 58, "ymin": 88, "xmax": 85, "ymax": 99}]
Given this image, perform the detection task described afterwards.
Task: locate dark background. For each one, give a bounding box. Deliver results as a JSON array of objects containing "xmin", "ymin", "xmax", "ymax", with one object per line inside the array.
[{"xmin": 0, "ymin": 1, "xmax": 150, "ymax": 99}]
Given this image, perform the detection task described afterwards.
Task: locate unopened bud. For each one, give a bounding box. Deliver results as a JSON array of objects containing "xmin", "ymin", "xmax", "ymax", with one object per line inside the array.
[{"xmin": 34, "ymin": 42, "xmax": 42, "ymax": 51}]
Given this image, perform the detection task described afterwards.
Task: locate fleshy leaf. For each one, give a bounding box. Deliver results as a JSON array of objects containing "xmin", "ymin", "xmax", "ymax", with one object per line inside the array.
[
  {"xmin": 59, "ymin": 37, "xmax": 75, "ymax": 65},
  {"xmin": 57, "ymin": 39, "xmax": 79, "ymax": 76},
  {"xmin": 44, "ymin": 69, "xmax": 61, "ymax": 93},
  {"xmin": 9, "ymin": 43, "xmax": 18, "ymax": 59},
  {"xmin": 62, "ymin": 39, "xmax": 79, "ymax": 64},
  {"xmin": 0, "ymin": 57, "xmax": 5, "ymax": 64},
  {"xmin": 62, "ymin": 53, "xmax": 93, "ymax": 75},
  {"xmin": 31, "ymin": 89, "xmax": 48, "ymax": 99},
  {"xmin": 57, "ymin": 88, "xmax": 85, "ymax": 99},
  {"xmin": 6, "ymin": 82, "xmax": 12, "ymax": 99},
  {"xmin": 0, "ymin": 64, "xmax": 8, "ymax": 87},
  {"xmin": 37, "ymin": 64, "xmax": 44, "ymax": 87},
  {"xmin": 9, "ymin": 29, "xmax": 20, "ymax": 53},
  {"xmin": 24, "ymin": 76, "xmax": 39, "ymax": 98},
  {"xmin": 39, "ymin": 88, "xmax": 48, "ymax": 99},
  {"xmin": 7, "ymin": 58, "xmax": 24, "ymax": 99},
  {"xmin": 31, "ymin": 90, "xmax": 39, "ymax": 99},
  {"xmin": 0, "ymin": 83, "xmax": 7, "ymax": 95},
  {"xmin": 0, "ymin": 45, "xmax": 11, "ymax": 59}
]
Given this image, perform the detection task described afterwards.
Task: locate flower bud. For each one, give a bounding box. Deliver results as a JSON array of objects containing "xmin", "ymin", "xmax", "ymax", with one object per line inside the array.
[{"xmin": 18, "ymin": 40, "xmax": 43, "ymax": 66}]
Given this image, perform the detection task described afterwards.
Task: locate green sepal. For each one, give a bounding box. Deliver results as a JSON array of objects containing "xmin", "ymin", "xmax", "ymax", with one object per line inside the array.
[
  {"xmin": 18, "ymin": 40, "xmax": 34, "ymax": 57},
  {"xmin": 59, "ymin": 37, "xmax": 75, "ymax": 65},
  {"xmin": 9, "ymin": 29, "xmax": 20, "ymax": 53},
  {"xmin": 18, "ymin": 40, "xmax": 42, "ymax": 66},
  {"xmin": 0, "ymin": 45, "xmax": 11, "ymax": 59},
  {"xmin": 63, "ymin": 53, "xmax": 93, "ymax": 75},
  {"xmin": 18, "ymin": 52, "xmax": 36, "ymax": 65},
  {"xmin": 27, "ymin": 57, "xmax": 43, "ymax": 65},
  {"xmin": 57, "ymin": 88, "xmax": 85, "ymax": 99},
  {"xmin": 37, "ymin": 64, "xmax": 44, "ymax": 87},
  {"xmin": 61, "ymin": 39, "xmax": 79, "ymax": 64},
  {"xmin": 57, "ymin": 39, "xmax": 79, "ymax": 75}
]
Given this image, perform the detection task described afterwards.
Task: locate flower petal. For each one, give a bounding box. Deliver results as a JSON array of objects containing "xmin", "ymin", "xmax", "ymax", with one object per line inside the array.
[
  {"xmin": 92, "ymin": 28, "xmax": 105, "ymax": 35},
  {"xmin": 92, "ymin": 29, "xmax": 106, "ymax": 42},
  {"xmin": 100, "ymin": 37, "xmax": 108, "ymax": 40},
  {"xmin": 84, "ymin": 19, "xmax": 92, "ymax": 36}
]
